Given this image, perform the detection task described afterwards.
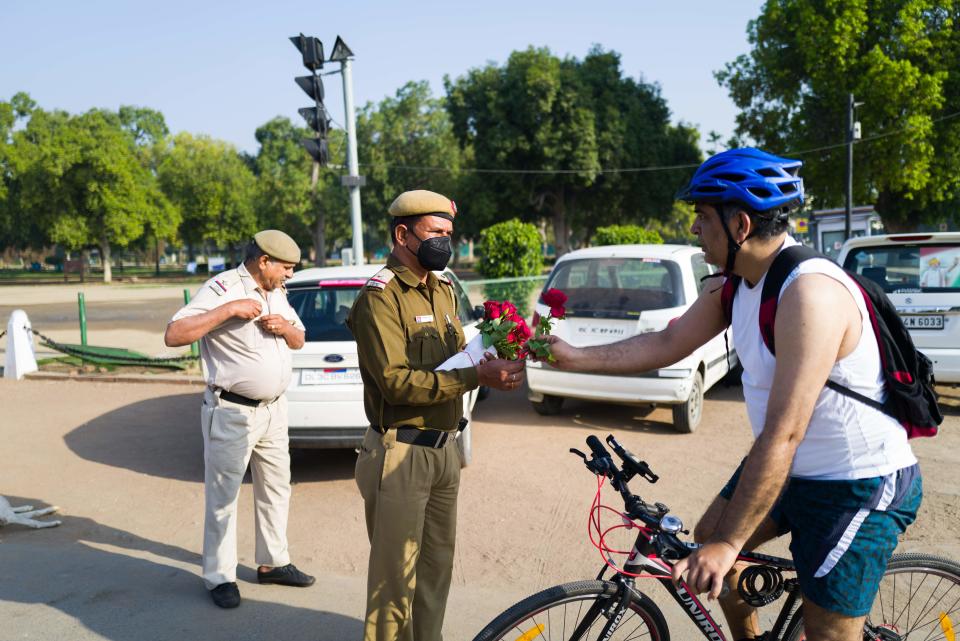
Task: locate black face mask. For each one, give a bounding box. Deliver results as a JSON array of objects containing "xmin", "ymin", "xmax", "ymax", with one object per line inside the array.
[{"xmin": 405, "ymin": 230, "xmax": 452, "ymax": 271}]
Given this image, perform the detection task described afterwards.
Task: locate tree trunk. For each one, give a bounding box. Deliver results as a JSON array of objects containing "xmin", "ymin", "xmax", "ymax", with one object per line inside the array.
[
  {"xmin": 311, "ymin": 161, "xmax": 326, "ymax": 267},
  {"xmin": 100, "ymin": 237, "xmax": 113, "ymax": 283},
  {"xmin": 552, "ymin": 186, "xmax": 569, "ymax": 257}
]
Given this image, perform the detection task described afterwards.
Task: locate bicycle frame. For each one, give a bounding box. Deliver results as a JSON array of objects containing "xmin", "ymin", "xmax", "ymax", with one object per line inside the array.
[{"xmin": 596, "ymin": 523, "xmax": 803, "ymax": 641}]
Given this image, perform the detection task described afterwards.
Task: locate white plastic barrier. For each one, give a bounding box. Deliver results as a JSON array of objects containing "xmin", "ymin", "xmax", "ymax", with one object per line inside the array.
[{"xmin": 4, "ymin": 310, "xmax": 38, "ymax": 380}]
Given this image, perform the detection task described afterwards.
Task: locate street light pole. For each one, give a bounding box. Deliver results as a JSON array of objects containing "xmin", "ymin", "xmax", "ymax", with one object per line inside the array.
[
  {"xmin": 340, "ymin": 55, "xmax": 364, "ymax": 266},
  {"xmin": 844, "ymin": 93, "xmax": 864, "ymax": 241}
]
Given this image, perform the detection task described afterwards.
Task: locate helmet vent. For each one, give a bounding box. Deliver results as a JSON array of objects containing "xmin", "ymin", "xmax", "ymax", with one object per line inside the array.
[
  {"xmin": 780, "ymin": 183, "xmax": 798, "ymax": 194},
  {"xmin": 746, "ymin": 186, "xmax": 772, "ymax": 198},
  {"xmin": 756, "ymin": 168, "xmax": 780, "ymax": 177},
  {"xmin": 714, "ymin": 172, "xmax": 746, "ymax": 183}
]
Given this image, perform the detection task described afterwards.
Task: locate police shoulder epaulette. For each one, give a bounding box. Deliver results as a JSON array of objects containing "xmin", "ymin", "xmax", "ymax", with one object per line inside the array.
[
  {"xmin": 208, "ymin": 271, "xmax": 239, "ymax": 296},
  {"xmin": 365, "ymin": 268, "xmax": 395, "ymax": 291},
  {"xmin": 437, "ymin": 272, "xmax": 452, "ymax": 286}
]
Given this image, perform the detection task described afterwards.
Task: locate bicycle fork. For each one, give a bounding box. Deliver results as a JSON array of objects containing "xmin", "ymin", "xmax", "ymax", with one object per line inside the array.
[{"xmin": 567, "ymin": 574, "xmax": 636, "ymax": 641}]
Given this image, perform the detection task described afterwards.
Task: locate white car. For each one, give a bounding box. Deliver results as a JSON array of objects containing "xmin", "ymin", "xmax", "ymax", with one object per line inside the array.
[
  {"xmin": 526, "ymin": 244, "xmax": 738, "ymax": 432},
  {"xmin": 837, "ymin": 232, "xmax": 960, "ymax": 384},
  {"xmin": 283, "ymin": 264, "xmax": 484, "ymax": 464}
]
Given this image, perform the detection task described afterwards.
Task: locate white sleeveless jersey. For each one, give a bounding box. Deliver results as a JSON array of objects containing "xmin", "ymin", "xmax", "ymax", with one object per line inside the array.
[{"xmin": 733, "ymin": 237, "xmax": 917, "ymax": 480}]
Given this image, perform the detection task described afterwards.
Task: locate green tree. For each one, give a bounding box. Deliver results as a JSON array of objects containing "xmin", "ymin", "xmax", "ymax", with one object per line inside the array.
[
  {"xmin": 158, "ymin": 132, "xmax": 257, "ymax": 260},
  {"xmin": 446, "ymin": 47, "xmax": 599, "ymax": 256},
  {"xmin": 717, "ymin": 0, "xmax": 960, "ymax": 230},
  {"xmin": 356, "ymin": 81, "xmax": 463, "ymax": 255},
  {"xmin": 8, "ymin": 106, "xmax": 172, "ymax": 282},
  {"xmin": 477, "ymin": 219, "xmax": 543, "ymax": 316},
  {"xmin": 446, "ymin": 47, "xmax": 701, "ymax": 253},
  {"xmin": 593, "ymin": 224, "xmax": 663, "ymax": 246},
  {"xmin": 251, "ymin": 117, "xmax": 351, "ymax": 265}
]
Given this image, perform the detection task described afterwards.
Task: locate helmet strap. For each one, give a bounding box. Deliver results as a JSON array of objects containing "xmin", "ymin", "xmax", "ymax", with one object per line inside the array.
[{"xmin": 716, "ymin": 204, "xmax": 743, "ymax": 274}]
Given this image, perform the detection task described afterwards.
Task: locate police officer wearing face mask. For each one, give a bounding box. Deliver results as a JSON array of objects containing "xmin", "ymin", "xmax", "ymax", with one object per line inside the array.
[{"xmin": 347, "ymin": 190, "xmax": 525, "ymax": 641}]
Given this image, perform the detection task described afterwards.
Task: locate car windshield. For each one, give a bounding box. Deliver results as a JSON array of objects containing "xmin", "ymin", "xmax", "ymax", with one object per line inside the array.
[
  {"xmin": 286, "ymin": 286, "xmax": 362, "ymax": 341},
  {"xmin": 542, "ymin": 257, "xmax": 685, "ymax": 318},
  {"xmin": 842, "ymin": 243, "xmax": 960, "ymax": 293}
]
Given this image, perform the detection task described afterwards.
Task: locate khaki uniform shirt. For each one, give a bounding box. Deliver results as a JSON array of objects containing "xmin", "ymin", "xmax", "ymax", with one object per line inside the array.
[
  {"xmin": 171, "ymin": 263, "xmax": 305, "ymax": 400},
  {"xmin": 347, "ymin": 255, "xmax": 478, "ymax": 431}
]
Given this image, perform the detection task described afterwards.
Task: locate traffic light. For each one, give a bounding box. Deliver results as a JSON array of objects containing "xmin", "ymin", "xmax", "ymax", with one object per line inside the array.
[{"xmin": 290, "ymin": 34, "xmax": 329, "ymax": 165}]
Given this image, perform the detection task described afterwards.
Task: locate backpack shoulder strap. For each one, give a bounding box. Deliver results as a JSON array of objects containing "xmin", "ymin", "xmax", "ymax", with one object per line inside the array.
[
  {"xmin": 720, "ymin": 274, "xmax": 741, "ymax": 326},
  {"xmin": 758, "ymin": 245, "xmax": 823, "ymax": 355}
]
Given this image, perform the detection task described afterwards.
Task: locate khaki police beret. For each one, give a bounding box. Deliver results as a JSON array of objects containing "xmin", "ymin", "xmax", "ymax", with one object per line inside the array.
[
  {"xmin": 254, "ymin": 229, "xmax": 301, "ymax": 264},
  {"xmin": 388, "ymin": 190, "xmax": 458, "ymax": 221}
]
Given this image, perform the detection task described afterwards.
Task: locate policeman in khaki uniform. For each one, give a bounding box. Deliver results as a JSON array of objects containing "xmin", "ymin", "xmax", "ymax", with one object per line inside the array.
[
  {"xmin": 347, "ymin": 190, "xmax": 526, "ymax": 641},
  {"xmin": 165, "ymin": 230, "xmax": 315, "ymax": 609}
]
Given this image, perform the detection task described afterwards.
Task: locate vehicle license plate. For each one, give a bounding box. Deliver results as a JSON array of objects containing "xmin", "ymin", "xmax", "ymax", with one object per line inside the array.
[
  {"xmin": 900, "ymin": 314, "xmax": 944, "ymax": 330},
  {"xmin": 300, "ymin": 368, "xmax": 362, "ymax": 385}
]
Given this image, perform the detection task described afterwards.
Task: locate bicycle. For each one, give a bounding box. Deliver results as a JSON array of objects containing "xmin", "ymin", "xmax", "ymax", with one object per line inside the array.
[{"xmin": 473, "ymin": 434, "xmax": 960, "ymax": 641}]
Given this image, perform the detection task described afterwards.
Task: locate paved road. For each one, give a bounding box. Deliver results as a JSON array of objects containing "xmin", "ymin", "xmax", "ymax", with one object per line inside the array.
[{"xmin": 2, "ymin": 377, "xmax": 958, "ymax": 640}]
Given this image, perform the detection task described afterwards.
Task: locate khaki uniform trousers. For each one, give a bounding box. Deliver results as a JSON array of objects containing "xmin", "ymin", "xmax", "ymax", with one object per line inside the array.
[
  {"xmin": 200, "ymin": 387, "xmax": 292, "ymax": 589},
  {"xmin": 355, "ymin": 427, "xmax": 460, "ymax": 641}
]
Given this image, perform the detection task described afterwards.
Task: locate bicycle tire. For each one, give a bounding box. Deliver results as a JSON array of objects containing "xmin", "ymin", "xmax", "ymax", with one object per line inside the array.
[
  {"xmin": 472, "ymin": 579, "xmax": 670, "ymax": 641},
  {"xmin": 783, "ymin": 552, "xmax": 960, "ymax": 641}
]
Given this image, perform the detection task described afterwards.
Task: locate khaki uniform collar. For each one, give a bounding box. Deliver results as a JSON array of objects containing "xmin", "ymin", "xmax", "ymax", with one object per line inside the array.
[
  {"xmin": 237, "ymin": 262, "xmax": 264, "ymax": 297},
  {"xmin": 386, "ymin": 254, "xmax": 439, "ymax": 290}
]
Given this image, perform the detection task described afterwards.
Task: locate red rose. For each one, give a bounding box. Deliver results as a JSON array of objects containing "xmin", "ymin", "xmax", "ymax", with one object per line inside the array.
[
  {"xmin": 542, "ymin": 288, "xmax": 567, "ymax": 308},
  {"xmin": 501, "ymin": 301, "xmax": 518, "ymax": 318},
  {"xmin": 483, "ymin": 300, "xmax": 502, "ymax": 320},
  {"xmin": 549, "ymin": 304, "xmax": 566, "ymax": 319},
  {"xmin": 513, "ymin": 318, "xmax": 532, "ymax": 340}
]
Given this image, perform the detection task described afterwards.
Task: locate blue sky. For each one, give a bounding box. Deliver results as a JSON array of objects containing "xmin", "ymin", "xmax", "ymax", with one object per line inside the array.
[{"xmin": 2, "ymin": 1, "xmax": 764, "ymax": 157}]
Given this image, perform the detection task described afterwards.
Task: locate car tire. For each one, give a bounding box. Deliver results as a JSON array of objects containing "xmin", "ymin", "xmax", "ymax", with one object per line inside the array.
[
  {"xmin": 672, "ymin": 370, "xmax": 704, "ymax": 433},
  {"xmin": 476, "ymin": 385, "xmax": 490, "ymax": 402},
  {"xmin": 531, "ymin": 394, "xmax": 564, "ymax": 416}
]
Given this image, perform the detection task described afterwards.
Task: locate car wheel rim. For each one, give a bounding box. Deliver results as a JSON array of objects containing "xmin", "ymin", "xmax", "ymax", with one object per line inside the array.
[{"xmin": 689, "ymin": 379, "xmax": 702, "ymax": 424}]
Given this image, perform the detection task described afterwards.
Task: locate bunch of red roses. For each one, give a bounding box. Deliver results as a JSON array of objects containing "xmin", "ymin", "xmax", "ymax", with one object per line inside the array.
[
  {"xmin": 478, "ymin": 300, "xmax": 532, "ymax": 360},
  {"xmin": 525, "ymin": 288, "xmax": 567, "ymax": 362}
]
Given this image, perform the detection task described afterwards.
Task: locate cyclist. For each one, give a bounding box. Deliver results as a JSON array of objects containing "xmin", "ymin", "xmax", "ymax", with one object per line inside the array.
[{"xmin": 542, "ymin": 148, "xmax": 923, "ymax": 641}]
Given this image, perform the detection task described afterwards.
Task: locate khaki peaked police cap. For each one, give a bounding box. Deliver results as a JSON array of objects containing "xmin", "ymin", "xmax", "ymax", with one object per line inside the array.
[
  {"xmin": 254, "ymin": 229, "xmax": 301, "ymax": 264},
  {"xmin": 388, "ymin": 190, "xmax": 458, "ymax": 221}
]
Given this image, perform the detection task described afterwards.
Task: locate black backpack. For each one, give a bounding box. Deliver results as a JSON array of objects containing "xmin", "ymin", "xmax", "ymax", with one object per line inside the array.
[{"xmin": 720, "ymin": 245, "xmax": 943, "ymax": 438}]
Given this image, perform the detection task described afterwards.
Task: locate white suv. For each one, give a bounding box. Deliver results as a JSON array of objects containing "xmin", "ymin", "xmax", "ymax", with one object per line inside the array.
[
  {"xmin": 837, "ymin": 232, "xmax": 960, "ymax": 384},
  {"xmin": 283, "ymin": 264, "xmax": 483, "ymax": 464},
  {"xmin": 526, "ymin": 244, "xmax": 738, "ymax": 432}
]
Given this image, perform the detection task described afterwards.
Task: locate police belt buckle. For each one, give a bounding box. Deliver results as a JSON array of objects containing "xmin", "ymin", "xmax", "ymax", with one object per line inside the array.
[{"xmin": 376, "ymin": 424, "xmax": 462, "ymax": 448}]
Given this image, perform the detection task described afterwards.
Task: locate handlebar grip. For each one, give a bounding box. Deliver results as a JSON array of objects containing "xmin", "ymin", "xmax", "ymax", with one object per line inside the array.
[{"xmin": 586, "ymin": 435, "xmax": 611, "ymax": 460}]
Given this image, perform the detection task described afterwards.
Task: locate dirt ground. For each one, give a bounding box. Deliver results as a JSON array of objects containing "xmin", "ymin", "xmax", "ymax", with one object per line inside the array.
[{"xmin": 1, "ymin": 375, "xmax": 958, "ymax": 641}]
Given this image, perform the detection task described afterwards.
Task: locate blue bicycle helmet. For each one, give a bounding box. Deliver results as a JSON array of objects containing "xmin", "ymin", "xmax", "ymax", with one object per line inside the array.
[{"xmin": 677, "ymin": 148, "xmax": 804, "ymax": 212}]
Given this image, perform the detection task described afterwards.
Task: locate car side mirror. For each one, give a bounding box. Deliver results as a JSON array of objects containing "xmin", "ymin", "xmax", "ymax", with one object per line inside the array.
[{"xmin": 473, "ymin": 305, "xmax": 485, "ymax": 321}]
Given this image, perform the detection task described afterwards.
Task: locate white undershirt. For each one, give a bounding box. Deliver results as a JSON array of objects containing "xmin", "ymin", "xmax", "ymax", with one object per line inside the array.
[{"xmin": 733, "ymin": 237, "xmax": 917, "ymax": 480}]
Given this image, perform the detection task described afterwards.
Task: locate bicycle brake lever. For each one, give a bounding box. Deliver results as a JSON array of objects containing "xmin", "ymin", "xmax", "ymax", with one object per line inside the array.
[{"xmin": 569, "ymin": 448, "xmax": 587, "ymax": 460}]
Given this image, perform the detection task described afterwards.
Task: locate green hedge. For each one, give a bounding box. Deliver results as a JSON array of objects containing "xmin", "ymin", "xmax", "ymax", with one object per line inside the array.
[
  {"xmin": 477, "ymin": 219, "xmax": 543, "ymax": 316},
  {"xmin": 593, "ymin": 224, "xmax": 663, "ymax": 246}
]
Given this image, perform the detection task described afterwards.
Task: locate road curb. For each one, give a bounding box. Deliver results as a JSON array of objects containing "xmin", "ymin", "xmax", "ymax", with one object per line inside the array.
[{"xmin": 23, "ymin": 370, "xmax": 205, "ymax": 386}]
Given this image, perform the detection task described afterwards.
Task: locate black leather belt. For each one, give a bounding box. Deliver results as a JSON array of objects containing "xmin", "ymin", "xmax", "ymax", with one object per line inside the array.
[
  {"xmin": 375, "ymin": 418, "xmax": 467, "ymax": 449},
  {"xmin": 219, "ymin": 389, "xmax": 270, "ymax": 407}
]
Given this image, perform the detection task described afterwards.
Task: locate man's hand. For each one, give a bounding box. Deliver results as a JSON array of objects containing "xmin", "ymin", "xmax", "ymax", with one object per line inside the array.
[
  {"xmin": 671, "ymin": 540, "xmax": 739, "ymax": 600},
  {"xmin": 229, "ymin": 299, "xmax": 262, "ymax": 320},
  {"xmin": 537, "ymin": 336, "xmax": 582, "ymax": 371},
  {"xmin": 257, "ymin": 313, "xmax": 288, "ymax": 337},
  {"xmin": 478, "ymin": 357, "xmax": 526, "ymax": 391}
]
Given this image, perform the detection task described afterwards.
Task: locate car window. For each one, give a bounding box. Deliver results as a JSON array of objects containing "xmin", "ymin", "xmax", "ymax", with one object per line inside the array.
[
  {"xmin": 690, "ymin": 253, "xmax": 714, "ymax": 294},
  {"xmin": 542, "ymin": 257, "xmax": 685, "ymax": 318},
  {"xmin": 445, "ymin": 271, "xmax": 476, "ymax": 325},
  {"xmin": 286, "ymin": 286, "xmax": 362, "ymax": 341},
  {"xmin": 842, "ymin": 243, "xmax": 960, "ymax": 293}
]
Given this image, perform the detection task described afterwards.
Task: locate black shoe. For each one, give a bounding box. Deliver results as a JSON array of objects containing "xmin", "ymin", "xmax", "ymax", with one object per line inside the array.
[
  {"xmin": 257, "ymin": 563, "xmax": 315, "ymax": 587},
  {"xmin": 210, "ymin": 582, "xmax": 241, "ymax": 608}
]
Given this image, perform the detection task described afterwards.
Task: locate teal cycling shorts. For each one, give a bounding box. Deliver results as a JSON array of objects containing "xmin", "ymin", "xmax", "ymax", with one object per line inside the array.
[{"xmin": 720, "ymin": 461, "xmax": 922, "ymax": 617}]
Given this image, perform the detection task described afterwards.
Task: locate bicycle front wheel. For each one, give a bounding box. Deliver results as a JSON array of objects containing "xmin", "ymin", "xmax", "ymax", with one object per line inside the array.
[
  {"xmin": 472, "ymin": 579, "xmax": 670, "ymax": 641},
  {"xmin": 785, "ymin": 553, "xmax": 960, "ymax": 640}
]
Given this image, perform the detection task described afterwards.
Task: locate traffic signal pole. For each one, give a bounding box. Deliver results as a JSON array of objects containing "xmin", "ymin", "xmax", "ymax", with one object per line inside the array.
[{"xmin": 340, "ymin": 56, "xmax": 364, "ymax": 266}]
